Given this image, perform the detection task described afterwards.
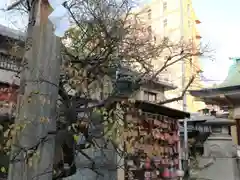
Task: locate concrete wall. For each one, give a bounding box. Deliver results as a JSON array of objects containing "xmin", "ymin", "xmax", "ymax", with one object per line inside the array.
[{"xmin": 0, "ymin": 68, "xmax": 19, "ymax": 85}]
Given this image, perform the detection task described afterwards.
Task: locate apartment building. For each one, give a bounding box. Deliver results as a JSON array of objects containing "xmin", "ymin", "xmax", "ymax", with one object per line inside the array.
[{"xmin": 133, "ymin": 0, "xmax": 205, "ymax": 112}]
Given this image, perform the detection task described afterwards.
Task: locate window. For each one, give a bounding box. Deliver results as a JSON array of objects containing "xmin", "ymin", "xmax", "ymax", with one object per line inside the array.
[
  {"xmin": 163, "ymin": 2, "xmax": 167, "ymax": 12},
  {"xmin": 163, "ymin": 19, "xmax": 167, "ymax": 28},
  {"xmin": 0, "ymin": 54, "xmax": 20, "ymax": 72},
  {"xmin": 144, "ymin": 91, "xmax": 157, "ymax": 102}
]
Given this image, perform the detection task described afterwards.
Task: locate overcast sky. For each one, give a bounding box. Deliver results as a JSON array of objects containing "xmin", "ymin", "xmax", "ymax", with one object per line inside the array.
[{"xmin": 193, "ymin": 0, "xmax": 240, "ymax": 85}]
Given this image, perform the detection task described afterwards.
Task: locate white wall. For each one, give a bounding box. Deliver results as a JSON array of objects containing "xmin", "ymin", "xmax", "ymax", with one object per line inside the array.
[{"xmin": 0, "ymin": 69, "xmax": 19, "ymax": 85}]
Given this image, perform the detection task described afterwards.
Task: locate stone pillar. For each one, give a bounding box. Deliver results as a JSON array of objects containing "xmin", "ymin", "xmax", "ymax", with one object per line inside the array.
[
  {"xmin": 197, "ymin": 118, "xmax": 239, "ymax": 180},
  {"xmin": 233, "ymin": 106, "xmax": 240, "ymax": 145}
]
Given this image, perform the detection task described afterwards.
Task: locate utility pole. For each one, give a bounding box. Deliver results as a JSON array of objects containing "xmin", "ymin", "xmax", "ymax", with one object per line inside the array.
[
  {"xmin": 180, "ymin": 0, "xmax": 189, "ymax": 179},
  {"xmin": 179, "ymin": 0, "xmax": 189, "ymax": 179},
  {"xmin": 8, "ymin": 0, "xmax": 61, "ymax": 180}
]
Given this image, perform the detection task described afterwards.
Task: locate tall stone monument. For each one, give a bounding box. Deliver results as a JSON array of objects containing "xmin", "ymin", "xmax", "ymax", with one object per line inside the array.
[{"xmin": 197, "ymin": 118, "xmax": 239, "ymax": 180}]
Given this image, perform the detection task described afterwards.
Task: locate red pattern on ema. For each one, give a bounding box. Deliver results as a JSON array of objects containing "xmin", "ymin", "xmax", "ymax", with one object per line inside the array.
[{"xmin": 0, "ymin": 87, "xmax": 18, "ymax": 102}]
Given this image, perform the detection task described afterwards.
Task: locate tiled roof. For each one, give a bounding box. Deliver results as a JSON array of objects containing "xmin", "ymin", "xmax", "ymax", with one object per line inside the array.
[
  {"xmin": 217, "ymin": 57, "xmax": 240, "ymax": 88},
  {"xmin": 189, "ymin": 57, "xmax": 240, "ymax": 98},
  {"xmin": 0, "ymin": 24, "xmax": 25, "ymax": 41}
]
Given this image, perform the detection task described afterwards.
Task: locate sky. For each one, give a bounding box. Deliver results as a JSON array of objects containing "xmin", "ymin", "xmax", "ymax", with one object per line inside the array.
[
  {"xmin": 192, "ymin": 0, "xmax": 240, "ymax": 85},
  {"xmin": 0, "ymin": 0, "xmax": 239, "ymax": 86}
]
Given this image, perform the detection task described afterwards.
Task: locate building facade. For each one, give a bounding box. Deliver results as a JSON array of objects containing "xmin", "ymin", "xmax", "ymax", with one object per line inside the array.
[{"xmin": 133, "ymin": 0, "xmax": 204, "ymax": 112}]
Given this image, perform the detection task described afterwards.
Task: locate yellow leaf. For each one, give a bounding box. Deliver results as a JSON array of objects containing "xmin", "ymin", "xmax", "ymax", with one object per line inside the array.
[
  {"xmin": 15, "ymin": 124, "xmax": 21, "ymax": 131},
  {"xmin": 73, "ymin": 135, "xmax": 79, "ymax": 142},
  {"xmin": 33, "ymin": 90, "xmax": 39, "ymax": 94},
  {"xmin": 40, "ymin": 117, "xmax": 49, "ymax": 123},
  {"xmin": 1, "ymin": 167, "xmax": 6, "ymax": 173}
]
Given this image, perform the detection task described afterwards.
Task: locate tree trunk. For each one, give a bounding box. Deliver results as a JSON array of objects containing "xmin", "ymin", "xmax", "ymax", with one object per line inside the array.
[
  {"xmin": 8, "ymin": 0, "xmax": 61, "ymax": 180},
  {"xmin": 68, "ymin": 107, "xmax": 118, "ymax": 180}
]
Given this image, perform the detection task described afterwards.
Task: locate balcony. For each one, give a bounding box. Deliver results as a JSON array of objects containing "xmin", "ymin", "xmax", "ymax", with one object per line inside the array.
[{"xmin": 0, "ymin": 53, "xmax": 20, "ymax": 73}]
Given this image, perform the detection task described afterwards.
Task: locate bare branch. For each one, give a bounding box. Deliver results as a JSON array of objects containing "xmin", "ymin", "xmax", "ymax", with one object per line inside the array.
[{"xmin": 158, "ymin": 75, "xmax": 195, "ymax": 105}]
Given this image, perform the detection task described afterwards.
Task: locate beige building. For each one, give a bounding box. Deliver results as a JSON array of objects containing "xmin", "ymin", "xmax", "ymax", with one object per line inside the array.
[{"xmin": 132, "ymin": 0, "xmax": 205, "ymax": 112}]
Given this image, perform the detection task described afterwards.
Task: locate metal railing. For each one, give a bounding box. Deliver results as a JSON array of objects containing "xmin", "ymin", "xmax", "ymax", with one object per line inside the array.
[{"xmin": 0, "ymin": 53, "xmax": 20, "ymax": 73}]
